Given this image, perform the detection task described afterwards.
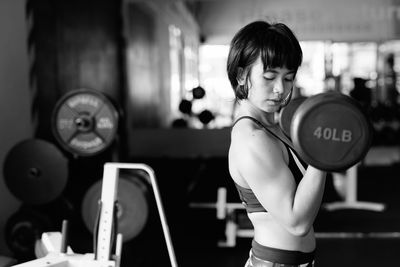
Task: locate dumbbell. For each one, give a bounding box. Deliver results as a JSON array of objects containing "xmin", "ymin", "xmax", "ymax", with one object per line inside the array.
[
  {"xmin": 279, "ymin": 96, "xmax": 308, "ymax": 137},
  {"xmin": 279, "ymin": 92, "xmax": 373, "ymax": 172},
  {"xmin": 178, "ymin": 99, "xmax": 215, "ymax": 126}
]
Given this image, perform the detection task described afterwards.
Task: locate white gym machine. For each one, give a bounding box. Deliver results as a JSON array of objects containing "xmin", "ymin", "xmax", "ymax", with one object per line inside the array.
[
  {"xmin": 324, "ymin": 164, "xmax": 385, "ymax": 212},
  {"xmin": 12, "ymin": 163, "xmax": 178, "ymax": 267}
]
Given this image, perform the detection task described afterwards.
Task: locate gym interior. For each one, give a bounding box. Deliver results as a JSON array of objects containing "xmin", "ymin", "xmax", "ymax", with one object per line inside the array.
[{"xmin": 1, "ymin": 0, "xmax": 400, "ymax": 266}]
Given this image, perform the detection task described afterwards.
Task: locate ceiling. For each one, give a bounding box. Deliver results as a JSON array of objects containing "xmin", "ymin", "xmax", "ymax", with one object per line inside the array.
[{"xmin": 183, "ymin": 0, "xmax": 400, "ymax": 44}]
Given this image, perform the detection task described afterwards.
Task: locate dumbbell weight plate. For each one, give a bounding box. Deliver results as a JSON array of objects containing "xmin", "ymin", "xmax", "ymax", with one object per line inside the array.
[
  {"xmin": 279, "ymin": 96, "xmax": 307, "ymax": 138},
  {"xmin": 291, "ymin": 92, "xmax": 372, "ymax": 172},
  {"xmin": 52, "ymin": 89, "xmax": 119, "ymax": 157}
]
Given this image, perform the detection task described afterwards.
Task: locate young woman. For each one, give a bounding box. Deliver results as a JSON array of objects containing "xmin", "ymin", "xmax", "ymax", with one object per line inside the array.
[{"xmin": 227, "ymin": 21, "xmax": 327, "ymax": 267}]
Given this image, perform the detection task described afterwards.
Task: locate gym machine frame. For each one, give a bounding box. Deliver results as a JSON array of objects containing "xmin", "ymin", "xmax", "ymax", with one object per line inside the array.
[
  {"xmin": 12, "ymin": 163, "xmax": 178, "ymax": 267},
  {"xmin": 324, "ymin": 163, "xmax": 385, "ymax": 212}
]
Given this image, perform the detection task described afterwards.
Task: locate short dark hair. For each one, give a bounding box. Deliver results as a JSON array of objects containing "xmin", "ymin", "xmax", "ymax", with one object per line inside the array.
[{"xmin": 227, "ymin": 21, "xmax": 303, "ymax": 100}]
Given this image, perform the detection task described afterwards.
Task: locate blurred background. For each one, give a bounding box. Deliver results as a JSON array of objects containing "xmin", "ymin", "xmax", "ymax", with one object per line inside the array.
[{"xmin": 1, "ymin": 0, "xmax": 400, "ymax": 266}]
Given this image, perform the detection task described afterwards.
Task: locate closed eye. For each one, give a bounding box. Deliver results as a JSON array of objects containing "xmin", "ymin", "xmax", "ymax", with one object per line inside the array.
[{"xmin": 284, "ymin": 73, "xmax": 295, "ymax": 82}]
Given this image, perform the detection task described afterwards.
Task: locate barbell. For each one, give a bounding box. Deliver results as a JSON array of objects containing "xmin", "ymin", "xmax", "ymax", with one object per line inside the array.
[{"xmin": 279, "ymin": 92, "xmax": 373, "ymax": 172}]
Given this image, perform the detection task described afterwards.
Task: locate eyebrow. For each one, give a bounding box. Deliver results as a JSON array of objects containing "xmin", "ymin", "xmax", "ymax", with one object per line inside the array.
[{"xmin": 264, "ymin": 69, "xmax": 296, "ymax": 75}]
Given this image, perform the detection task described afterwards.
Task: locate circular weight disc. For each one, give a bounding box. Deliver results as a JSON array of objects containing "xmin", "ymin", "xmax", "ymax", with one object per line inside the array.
[
  {"xmin": 5, "ymin": 208, "xmax": 51, "ymax": 257},
  {"xmin": 291, "ymin": 93, "xmax": 372, "ymax": 171},
  {"xmin": 81, "ymin": 173, "xmax": 149, "ymax": 242},
  {"xmin": 279, "ymin": 96, "xmax": 307, "ymax": 138},
  {"xmin": 3, "ymin": 139, "xmax": 69, "ymax": 205},
  {"xmin": 94, "ymin": 104, "xmax": 119, "ymax": 141},
  {"xmin": 52, "ymin": 89, "xmax": 119, "ymax": 157}
]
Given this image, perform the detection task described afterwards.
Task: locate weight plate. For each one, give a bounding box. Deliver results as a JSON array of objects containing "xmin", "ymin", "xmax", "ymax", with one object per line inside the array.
[
  {"xmin": 81, "ymin": 172, "xmax": 149, "ymax": 242},
  {"xmin": 279, "ymin": 96, "xmax": 307, "ymax": 138},
  {"xmin": 5, "ymin": 207, "xmax": 53, "ymax": 259},
  {"xmin": 52, "ymin": 89, "xmax": 119, "ymax": 157},
  {"xmin": 3, "ymin": 139, "xmax": 68, "ymax": 205},
  {"xmin": 291, "ymin": 92, "xmax": 372, "ymax": 171}
]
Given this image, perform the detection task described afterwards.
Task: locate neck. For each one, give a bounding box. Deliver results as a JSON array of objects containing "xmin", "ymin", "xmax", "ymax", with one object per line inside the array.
[{"xmin": 236, "ymin": 100, "xmax": 278, "ymax": 127}]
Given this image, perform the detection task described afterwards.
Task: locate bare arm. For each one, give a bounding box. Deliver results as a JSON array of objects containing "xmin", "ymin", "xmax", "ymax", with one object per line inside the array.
[{"xmin": 232, "ymin": 127, "xmax": 326, "ymax": 236}]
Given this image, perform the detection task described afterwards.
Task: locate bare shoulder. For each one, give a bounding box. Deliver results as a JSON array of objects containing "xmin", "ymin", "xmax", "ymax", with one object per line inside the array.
[
  {"xmin": 229, "ymin": 119, "xmax": 284, "ymax": 183},
  {"xmin": 230, "ymin": 119, "xmax": 281, "ymax": 156}
]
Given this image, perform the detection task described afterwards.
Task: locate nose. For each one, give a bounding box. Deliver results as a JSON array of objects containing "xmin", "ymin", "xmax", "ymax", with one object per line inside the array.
[{"xmin": 273, "ymin": 79, "xmax": 285, "ymax": 95}]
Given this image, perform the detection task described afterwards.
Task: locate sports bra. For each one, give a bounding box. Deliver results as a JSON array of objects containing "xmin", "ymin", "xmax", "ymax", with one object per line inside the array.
[{"xmin": 231, "ymin": 116, "xmax": 307, "ymax": 213}]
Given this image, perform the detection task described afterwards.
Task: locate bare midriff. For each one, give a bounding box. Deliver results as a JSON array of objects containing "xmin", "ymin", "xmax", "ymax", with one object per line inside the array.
[{"xmin": 248, "ymin": 212, "xmax": 316, "ymax": 252}]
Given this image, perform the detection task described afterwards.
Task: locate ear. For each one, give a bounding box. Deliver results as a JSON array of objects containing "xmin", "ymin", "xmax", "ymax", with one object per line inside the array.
[{"xmin": 236, "ymin": 67, "xmax": 246, "ymax": 86}]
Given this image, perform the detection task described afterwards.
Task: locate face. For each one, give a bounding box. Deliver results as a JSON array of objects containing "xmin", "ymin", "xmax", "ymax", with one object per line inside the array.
[{"xmin": 242, "ymin": 57, "xmax": 296, "ymax": 113}]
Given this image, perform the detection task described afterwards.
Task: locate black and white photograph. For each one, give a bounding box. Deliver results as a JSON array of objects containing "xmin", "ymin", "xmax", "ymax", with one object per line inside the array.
[{"xmin": 1, "ymin": 0, "xmax": 400, "ymax": 266}]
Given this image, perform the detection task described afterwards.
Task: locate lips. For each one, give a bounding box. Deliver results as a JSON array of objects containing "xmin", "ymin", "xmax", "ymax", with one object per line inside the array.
[{"xmin": 268, "ymin": 99, "xmax": 283, "ymax": 103}]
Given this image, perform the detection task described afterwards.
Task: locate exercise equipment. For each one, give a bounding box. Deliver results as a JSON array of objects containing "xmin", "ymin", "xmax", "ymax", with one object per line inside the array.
[
  {"xmin": 176, "ymin": 99, "xmax": 216, "ymax": 127},
  {"xmin": 192, "ymin": 86, "xmax": 206, "ymax": 99},
  {"xmin": 5, "ymin": 199, "xmax": 75, "ymax": 260},
  {"xmin": 197, "ymin": 109, "xmax": 215, "ymax": 125},
  {"xmin": 34, "ymin": 226, "xmax": 74, "ymax": 259},
  {"xmin": 171, "ymin": 118, "xmax": 189, "ymax": 128},
  {"xmin": 174, "ymin": 85, "xmax": 216, "ymax": 128},
  {"xmin": 3, "ymin": 139, "xmax": 68, "ymax": 205},
  {"xmin": 279, "ymin": 92, "xmax": 373, "ymax": 172},
  {"xmin": 178, "ymin": 99, "xmax": 192, "ymax": 115},
  {"xmin": 52, "ymin": 89, "xmax": 119, "ymax": 157},
  {"xmin": 190, "ymin": 186, "xmax": 392, "ymax": 248},
  {"xmin": 279, "ymin": 96, "xmax": 307, "ymax": 138},
  {"xmin": 5, "ymin": 207, "xmax": 53, "ymax": 260},
  {"xmin": 11, "ymin": 163, "xmax": 178, "ymax": 267},
  {"xmin": 324, "ymin": 164, "xmax": 385, "ymax": 212},
  {"xmin": 81, "ymin": 170, "xmax": 149, "ymax": 242}
]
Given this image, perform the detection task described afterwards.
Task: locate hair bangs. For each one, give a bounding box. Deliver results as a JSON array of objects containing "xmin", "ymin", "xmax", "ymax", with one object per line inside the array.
[{"xmin": 260, "ymin": 31, "xmax": 302, "ymax": 71}]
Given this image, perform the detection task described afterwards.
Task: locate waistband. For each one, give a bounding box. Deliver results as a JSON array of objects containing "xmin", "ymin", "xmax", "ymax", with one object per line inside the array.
[{"xmin": 251, "ymin": 239, "xmax": 315, "ymax": 265}]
